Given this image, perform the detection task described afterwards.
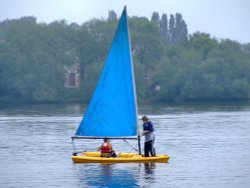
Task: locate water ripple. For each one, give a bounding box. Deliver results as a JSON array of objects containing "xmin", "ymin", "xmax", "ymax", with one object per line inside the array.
[{"xmin": 0, "ymin": 104, "xmax": 250, "ymax": 188}]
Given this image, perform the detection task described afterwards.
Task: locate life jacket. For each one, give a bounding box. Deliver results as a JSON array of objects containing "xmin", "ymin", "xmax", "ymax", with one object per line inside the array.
[{"xmin": 100, "ymin": 143, "xmax": 112, "ymax": 153}]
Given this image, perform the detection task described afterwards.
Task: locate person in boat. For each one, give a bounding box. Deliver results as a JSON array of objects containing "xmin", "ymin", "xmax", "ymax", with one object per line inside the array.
[
  {"xmin": 142, "ymin": 116, "xmax": 156, "ymax": 157},
  {"xmin": 98, "ymin": 137, "xmax": 116, "ymax": 157}
]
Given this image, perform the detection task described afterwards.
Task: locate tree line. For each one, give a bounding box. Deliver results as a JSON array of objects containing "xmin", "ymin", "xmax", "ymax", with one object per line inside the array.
[{"xmin": 0, "ymin": 11, "xmax": 250, "ymax": 105}]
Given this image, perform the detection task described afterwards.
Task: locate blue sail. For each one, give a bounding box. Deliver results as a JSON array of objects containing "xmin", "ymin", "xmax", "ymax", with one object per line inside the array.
[{"xmin": 75, "ymin": 8, "xmax": 137, "ymax": 137}]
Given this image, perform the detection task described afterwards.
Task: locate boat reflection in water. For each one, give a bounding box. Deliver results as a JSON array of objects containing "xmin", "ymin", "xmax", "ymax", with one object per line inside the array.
[
  {"xmin": 75, "ymin": 164, "xmax": 139, "ymax": 187},
  {"xmin": 74, "ymin": 163, "xmax": 164, "ymax": 187}
]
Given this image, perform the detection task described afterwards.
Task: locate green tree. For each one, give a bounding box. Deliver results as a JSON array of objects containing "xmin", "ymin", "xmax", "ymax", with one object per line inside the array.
[
  {"xmin": 108, "ymin": 10, "xmax": 117, "ymax": 20},
  {"xmin": 159, "ymin": 13, "xmax": 168, "ymax": 44},
  {"xmin": 189, "ymin": 32, "xmax": 217, "ymax": 60},
  {"xmin": 174, "ymin": 13, "xmax": 188, "ymax": 44},
  {"xmin": 1, "ymin": 12, "xmax": 250, "ymax": 105},
  {"xmin": 168, "ymin": 14, "xmax": 175, "ymax": 45},
  {"xmin": 130, "ymin": 17, "xmax": 163, "ymax": 67},
  {"xmin": 151, "ymin": 12, "xmax": 160, "ymax": 26}
]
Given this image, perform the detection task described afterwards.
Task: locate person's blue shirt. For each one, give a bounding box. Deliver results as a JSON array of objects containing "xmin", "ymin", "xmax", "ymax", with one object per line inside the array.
[{"xmin": 143, "ymin": 121, "xmax": 154, "ymax": 132}]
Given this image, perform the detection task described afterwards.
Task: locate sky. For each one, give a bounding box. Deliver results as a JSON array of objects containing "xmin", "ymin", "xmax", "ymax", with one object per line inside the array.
[{"xmin": 1, "ymin": 0, "xmax": 250, "ymax": 43}]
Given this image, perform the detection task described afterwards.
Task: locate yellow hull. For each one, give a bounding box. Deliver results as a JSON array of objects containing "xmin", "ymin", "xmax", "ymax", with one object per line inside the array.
[{"xmin": 72, "ymin": 152, "xmax": 170, "ymax": 163}]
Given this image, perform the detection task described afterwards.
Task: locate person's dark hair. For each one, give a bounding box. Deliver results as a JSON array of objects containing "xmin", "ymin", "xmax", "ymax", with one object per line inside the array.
[
  {"xmin": 104, "ymin": 137, "xmax": 109, "ymax": 142},
  {"xmin": 142, "ymin": 116, "xmax": 149, "ymax": 121}
]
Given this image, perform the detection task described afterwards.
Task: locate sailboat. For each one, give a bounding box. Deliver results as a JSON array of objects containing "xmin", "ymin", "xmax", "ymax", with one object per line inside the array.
[{"xmin": 71, "ymin": 7, "xmax": 170, "ymax": 163}]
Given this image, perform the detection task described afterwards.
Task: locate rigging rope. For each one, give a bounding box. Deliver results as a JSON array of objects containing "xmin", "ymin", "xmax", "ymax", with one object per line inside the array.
[{"xmin": 123, "ymin": 139, "xmax": 138, "ymax": 152}]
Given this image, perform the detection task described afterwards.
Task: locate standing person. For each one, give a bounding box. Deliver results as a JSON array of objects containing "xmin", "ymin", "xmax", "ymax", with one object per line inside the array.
[
  {"xmin": 98, "ymin": 138, "xmax": 116, "ymax": 157},
  {"xmin": 142, "ymin": 116, "xmax": 156, "ymax": 157}
]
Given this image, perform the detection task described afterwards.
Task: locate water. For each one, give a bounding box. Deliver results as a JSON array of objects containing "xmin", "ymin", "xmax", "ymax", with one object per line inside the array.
[{"xmin": 0, "ymin": 103, "xmax": 250, "ymax": 188}]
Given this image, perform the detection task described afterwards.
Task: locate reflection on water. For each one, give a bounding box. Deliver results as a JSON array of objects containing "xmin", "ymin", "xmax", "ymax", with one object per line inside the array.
[
  {"xmin": 75, "ymin": 164, "xmax": 139, "ymax": 188},
  {"xmin": 144, "ymin": 163, "xmax": 156, "ymax": 175},
  {"xmin": 74, "ymin": 163, "xmax": 160, "ymax": 188},
  {"xmin": 0, "ymin": 103, "xmax": 250, "ymax": 188}
]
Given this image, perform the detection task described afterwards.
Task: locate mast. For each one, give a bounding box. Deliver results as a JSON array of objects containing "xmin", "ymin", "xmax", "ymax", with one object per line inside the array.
[{"xmin": 125, "ymin": 6, "xmax": 141, "ymax": 155}]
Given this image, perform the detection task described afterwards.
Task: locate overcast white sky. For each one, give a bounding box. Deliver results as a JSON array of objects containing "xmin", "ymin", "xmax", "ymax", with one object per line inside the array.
[{"xmin": 1, "ymin": 0, "xmax": 249, "ymax": 43}]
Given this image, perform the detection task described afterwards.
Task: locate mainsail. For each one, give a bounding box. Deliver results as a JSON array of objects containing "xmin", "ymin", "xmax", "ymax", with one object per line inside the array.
[{"xmin": 75, "ymin": 7, "xmax": 138, "ymax": 137}]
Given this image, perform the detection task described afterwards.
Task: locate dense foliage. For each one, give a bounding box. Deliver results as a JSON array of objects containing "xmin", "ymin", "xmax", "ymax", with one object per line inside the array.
[{"xmin": 0, "ymin": 11, "xmax": 250, "ymax": 104}]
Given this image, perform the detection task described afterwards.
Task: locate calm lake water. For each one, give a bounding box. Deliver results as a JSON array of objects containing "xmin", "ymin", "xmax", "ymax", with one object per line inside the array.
[{"xmin": 0, "ymin": 103, "xmax": 250, "ymax": 188}]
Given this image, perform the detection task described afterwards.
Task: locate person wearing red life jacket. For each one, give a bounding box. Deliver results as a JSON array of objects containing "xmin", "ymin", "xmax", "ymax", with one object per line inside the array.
[{"xmin": 98, "ymin": 138, "xmax": 116, "ymax": 157}]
